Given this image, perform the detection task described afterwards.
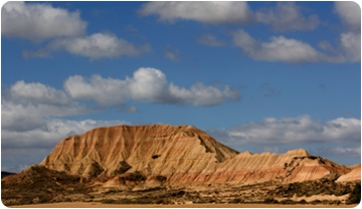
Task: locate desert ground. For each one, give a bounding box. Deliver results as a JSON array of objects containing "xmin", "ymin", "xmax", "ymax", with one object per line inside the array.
[{"xmin": 9, "ymin": 202, "xmax": 359, "ymax": 208}]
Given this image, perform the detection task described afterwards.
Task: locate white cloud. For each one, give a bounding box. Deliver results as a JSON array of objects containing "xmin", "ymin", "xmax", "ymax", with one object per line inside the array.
[
  {"xmin": 7, "ymin": 80, "xmax": 70, "ymax": 106},
  {"xmin": 2, "ymin": 119, "xmax": 129, "ymax": 149},
  {"xmin": 169, "ymin": 82, "xmax": 240, "ymax": 106},
  {"xmin": 197, "ymin": 34, "xmax": 226, "ymax": 47},
  {"xmin": 340, "ymin": 32, "xmax": 361, "ymax": 62},
  {"xmin": 1, "ymin": 1, "xmax": 86, "ymax": 41},
  {"xmin": 1, "ymin": 101, "xmax": 46, "ymax": 132},
  {"xmin": 209, "ymin": 115, "xmax": 361, "ymax": 146},
  {"xmin": 64, "ymin": 67, "xmax": 240, "ymax": 106},
  {"xmin": 332, "ymin": 2, "xmax": 361, "ymax": 63},
  {"xmin": 2, "ymin": 81, "xmax": 90, "ymax": 132},
  {"xmin": 138, "ymin": 2, "xmax": 253, "ymax": 24},
  {"xmin": 232, "ymin": 29, "xmax": 360, "ymax": 63},
  {"xmin": 256, "ymin": 2, "xmax": 320, "ymax": 32},
  {"xmin": 232, "ymin": 29, "xmax": 322, "ymax": 63},
  {"xmin": 327, "ymin": 147, "xmax": 361, "ymax": 157},
  {"xmin": 24, "ymin": 33, "xmax": 151, "ymax": 59},
  {"xmin": 335, "ymin": 1, "xmax": 361, "ymax": 30},
  {"xmin": 2, "ymin": 100, "xmax": 90, "ymax": 131},
  {"xmin": 63, "ymin": 75, "xmax": 129, "ymax": 106},
  {"xmin": 2, "ymin": 2, "xmax": 151, "ymax": 60}
]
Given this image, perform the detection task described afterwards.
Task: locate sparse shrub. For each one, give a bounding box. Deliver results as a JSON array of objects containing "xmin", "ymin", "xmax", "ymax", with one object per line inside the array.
[
  {"xmin": 311, "ymin": 199, "xmax": 322, "ymax": 205},
  {"xmin": 156, "ymin": 175, "xmax": 167, "ymax": 183},
  {"xmin": 347, "ymin": 182, "xmax": 361, "ymax": 204},
  {"xmin": 280, "ymin": 199, "xmax": 296, "ymax": 204},
  {"xmin": 231, "ymin": 198, "xmax": 243, "ymax": 203},
  {"xmin": 263, "ymin": 198, "xmax": 278, "ymax": 204},
  {"xmin": 329, "ymin": 200, "xmax": 341, "ymax": 205},
  {"xmin": 119, "ymin": 171, "xmax": 146, "ymax": 182},
  {"xmin": 100, "ymin": 199, "xmax": 116, "ymax": 204},
  {"xmin": 171, "ymin": 190, "xmax": 185, "ymax": 198},
  {"xmin": 298, "ymin": 199, "xmax": 307, "ymax": 204}
]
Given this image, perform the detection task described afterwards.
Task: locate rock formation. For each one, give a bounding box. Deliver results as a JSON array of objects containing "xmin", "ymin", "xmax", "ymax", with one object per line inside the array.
[
  {"xmin": 3, "ymin": 124, "xmax": 360, "ymax": 206},
  {"xmin": 337, "ymin": 165, "xmax": 361, "ymax": 182},
  {"xmin": 39, "ymin": 124, "xmax": 353, "ymax": 188}
]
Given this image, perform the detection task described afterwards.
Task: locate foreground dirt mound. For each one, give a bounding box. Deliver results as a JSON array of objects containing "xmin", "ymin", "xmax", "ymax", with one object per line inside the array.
[{"xmin": 1, "ymin": 165, "xmax": 91, "ymax": 206}]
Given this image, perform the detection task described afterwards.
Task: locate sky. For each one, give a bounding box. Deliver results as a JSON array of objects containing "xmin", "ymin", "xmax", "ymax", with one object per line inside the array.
[{"xmin": 1, "ymin": 1, "xmax": 361, "ymax": 173}]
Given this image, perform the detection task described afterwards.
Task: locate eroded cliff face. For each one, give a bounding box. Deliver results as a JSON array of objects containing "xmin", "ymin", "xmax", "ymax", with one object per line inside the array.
[
  {"xmin": 337, "ymin": 165, "xmax": 361, "ymax": 182},
  {"xmin": 40, "ymin": 124, "xmax": 352, "ymax": 188}
]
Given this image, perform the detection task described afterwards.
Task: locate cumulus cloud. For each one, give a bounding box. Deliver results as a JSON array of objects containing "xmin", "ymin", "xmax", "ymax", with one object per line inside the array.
[
  {"xmin": 2, "ymin": 119, "xmax": 129, "ymax": 150},
  {"xmin": 2, "ymin": 101, "xmax": 46, "ymax": 132},
  {"xmin": 232, "ymin": 2, "xmax": 361, "ymax": 64},
  {"xmin": 64, "ymin": 67, "xmax": 240, "ymax": 106},
  {"xmin": 209, "ymin": 115, "xmax": 361, "ymax": 146},
  {"xmin": 2, "ymin": 2, "xmax": 151, "ymax": 60},
  {"xmin": 24, "ymin": 33, "xmax": 151, "ymax": 59},
  {"xmin": 232, "ymin": 29, "xmax": 322, "ymax": 63},
  {"xmin": 334, "ymin": 1, "xmax": 361, "ymax": 31},
  {"xmin": 7, "ymin": 80, "xmax": 70, "ymax": 106},
  {"xmin": 256, "ymin": 2, "xmax": 320, "ymax": 32},
  {"xmin": 138, "ymin": 1, "xmax": 253, "ymax": 24},
  {"xmin": 232, "ymin": 29, "xmax": 361, "ymax": 63},
  {"xmin": 320, "ymin": 147, "xmax": 361, "ymax": 158},
  {"xmin": 331, "ymin": 2, "xmax": 361, "ymax": 62},
  {"xmin": 340, "ymin": 32, "xmax": 361, "ymax": 62},
  {"xmin": 197, "ymin": 34, "xmax": 226, "ymax": 47},
  {"xmin": 2, "ymin": 81, "xmax": 90, "ymax": 132},
  {"xmin": 1, "ymin": 1, "xmax": 86, "ymax": 41}
]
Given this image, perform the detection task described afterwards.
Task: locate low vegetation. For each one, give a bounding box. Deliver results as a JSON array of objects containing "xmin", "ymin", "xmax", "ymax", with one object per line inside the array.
[
  {"xmin": 347, "ymin": 182, "xmax": 361, "ymax": 204},
  {"xmin": 1, "ymin": 165, "xmax": 91, "ymax": 206},
  {"xmin": 2, "ymin": 165, "xmax": 359, "ymax": 206}
]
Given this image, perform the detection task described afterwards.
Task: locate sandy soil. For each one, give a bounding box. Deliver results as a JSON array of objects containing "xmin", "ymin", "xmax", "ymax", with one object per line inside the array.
[{"xmin": 8, "ymin": 202, "xmax": 358, "ymax": 208}]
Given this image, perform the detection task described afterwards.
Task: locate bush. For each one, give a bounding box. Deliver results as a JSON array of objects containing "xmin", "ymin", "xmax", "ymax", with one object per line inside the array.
[
  {"xmin": 231, "ymin": 198, "xmax": 243, "ymax": 203},
  {"xmin": 100, "ymin": 199, "xmax": 116, "ymax": 204},
  {"xmin": 156, "ymin": 175, "xmax": 167, "ymax": 183},
  {"xmin": 347, "ymin": 183, "xmax": 361, "ymax": 204},
  {"xmin": 263, "ymin": 198, "xmax": 278, "ymax": 204},
  {"xmin": 310, "ymin": 199, "xmax": 321, "ymax": 205},
  {"xmin": 280, "ymin": 199, "xmax": 296, "ymax": 204},
  {"xmin": 298, "ymin": 199, "xmax": 307, "ymax": 204}
]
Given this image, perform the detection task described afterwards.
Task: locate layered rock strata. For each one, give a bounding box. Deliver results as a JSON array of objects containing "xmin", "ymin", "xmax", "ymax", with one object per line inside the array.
[{"xmin": 40, "ymin": 124, "xmax": 353, "ymax": 188}]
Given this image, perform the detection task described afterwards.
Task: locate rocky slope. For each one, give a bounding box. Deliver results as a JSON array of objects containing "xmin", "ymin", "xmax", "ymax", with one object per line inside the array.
[
  {"xmin": 39, "ymin": 124, "xmax": 352, "ymax": 188},
  {"xmin": 2, "ymin": 124, "xmax": 360, "ymax": 206},
  {"xmin": 337, "ymin": 165, "xmax": 361, "ymax": 182}
]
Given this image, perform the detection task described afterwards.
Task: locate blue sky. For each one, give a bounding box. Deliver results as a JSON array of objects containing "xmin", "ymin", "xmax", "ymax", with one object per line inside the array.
[{"xmin": 1, "ymin": 1, "xmax": 361, "ymax": 173}]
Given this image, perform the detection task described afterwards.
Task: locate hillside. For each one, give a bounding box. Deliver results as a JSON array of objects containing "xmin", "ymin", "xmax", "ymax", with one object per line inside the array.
[
  {"xmin": 39, "ymin": 124, "xmax": 351, "ymax": 187},
  {"xmin": 2, "ymin": 124, "xmax": 360, "ymax": 206}
]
